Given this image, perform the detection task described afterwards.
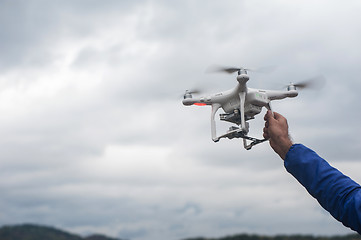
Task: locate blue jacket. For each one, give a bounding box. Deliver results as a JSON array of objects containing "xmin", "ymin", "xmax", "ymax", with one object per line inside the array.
[{"xmin": 284, "ymin": 144, "xmax": 361, "ymax": 234}]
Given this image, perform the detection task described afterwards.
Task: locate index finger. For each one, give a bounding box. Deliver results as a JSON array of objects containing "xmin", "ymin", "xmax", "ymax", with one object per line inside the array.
[{"xmin": 264, "ymin": 110, "xmax": 275, "ymax": 121}]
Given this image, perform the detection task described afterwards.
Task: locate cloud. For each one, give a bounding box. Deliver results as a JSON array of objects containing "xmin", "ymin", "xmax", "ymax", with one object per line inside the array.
[{"xmin": 0, "ymin": 1, "xmax": 361, "ymax": 240}]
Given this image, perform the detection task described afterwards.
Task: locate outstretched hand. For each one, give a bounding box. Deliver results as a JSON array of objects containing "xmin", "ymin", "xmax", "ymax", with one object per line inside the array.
[{"xmin": 263, "ymin": 110, "xmax": 293, "ymax": 160}]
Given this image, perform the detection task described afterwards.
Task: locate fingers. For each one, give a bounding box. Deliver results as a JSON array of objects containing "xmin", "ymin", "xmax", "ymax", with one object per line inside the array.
[
  {"xmin": 264, "ymin": 110, "xmax": 277, "ymax": 126},
  {"xmin": 263, "ymin": 127, "xmax": 269, "ymax": 139},
  {"xmin": 263, "ymin": 111, "xmax": 270, "ymax": 139},
  {"xmin": 264, "ymin": 110, "xmax": 272, "ymax": 121},
  {"xmin": 265, "ymin": 110, "xmax": 285, "ymax": 123}
]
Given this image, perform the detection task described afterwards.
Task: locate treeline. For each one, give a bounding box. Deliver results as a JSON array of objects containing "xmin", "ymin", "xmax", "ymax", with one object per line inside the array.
[
  {"xmin": 0, "ymin": 224, "xmax": 121, "ymax": 240},
  {"xmin": 185, "ymin": 233, "xmax": 361, "ymax": 240},
  {"xmin": 0, "ymin": 223, "xmax": 360, "ymax": 240}
]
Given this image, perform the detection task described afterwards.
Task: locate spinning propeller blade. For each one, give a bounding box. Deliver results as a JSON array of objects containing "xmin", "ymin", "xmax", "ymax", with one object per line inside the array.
[
  {"xmin": 213, "ymin": 66, "xmax": 252, "ymax": 74},
  {"xmin": 186, "ymin": 89, "xmax": 201, "ymax": 94},
  {"xmin": 288, "ymin": 75, "xmax": 326, "ymax": 90},
  {"xmin": 219, "ymin": 67, "xmax": 243, "ymax": 74},
  {"xmin": 207, "ymin": 65, "xmax": 276, "ymax": 74}
]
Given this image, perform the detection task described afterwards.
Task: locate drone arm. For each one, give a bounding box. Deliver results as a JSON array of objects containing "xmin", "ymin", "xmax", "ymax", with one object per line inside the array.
[
  {"xmin": 266, "ymin": 90, "xmax": 298, "ymax": 100},
  {"xmin": 211, "ymin": 104, "xmax": 221, "ymax": 142}
]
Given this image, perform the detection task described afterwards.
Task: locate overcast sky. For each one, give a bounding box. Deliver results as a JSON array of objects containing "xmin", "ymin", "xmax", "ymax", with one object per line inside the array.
[{"xmin": 1, "ymin": 1, "xmax": 361, "ymax": 240}]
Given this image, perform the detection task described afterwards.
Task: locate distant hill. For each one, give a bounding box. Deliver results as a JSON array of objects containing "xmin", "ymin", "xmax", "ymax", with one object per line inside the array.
[
  {"xmin": 0, "ymin": 223, "xmax": 360, "ymax": 240},
  {"xmin": 0, "ymin": 224, "xmax": 121, "ymax": 240},
  {"xmin": 84, "ymin": 234, "xmax": 121, "ymax": 240},
  {"xmin": 184, "ymin": 233, "xmax": 361, "ymax": 240}
]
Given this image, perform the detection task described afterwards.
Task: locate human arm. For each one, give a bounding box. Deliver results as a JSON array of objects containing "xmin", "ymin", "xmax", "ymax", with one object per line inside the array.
[
  {"xmin": 285, "ymin": 144, "xmax": 361, "ymax": 234},
  {"xmin": 263, "ymin": 110, "xmax": 361, "ymax": 233}
]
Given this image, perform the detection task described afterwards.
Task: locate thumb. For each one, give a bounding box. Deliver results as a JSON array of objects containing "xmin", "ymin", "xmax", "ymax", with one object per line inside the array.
[
  {"xmin": 273, "ymin": 111, "xmax": 282, "ymax": 120},
  {"xmin": 273, "ymin": 112, "xmax": 287, "ymax": 124}
]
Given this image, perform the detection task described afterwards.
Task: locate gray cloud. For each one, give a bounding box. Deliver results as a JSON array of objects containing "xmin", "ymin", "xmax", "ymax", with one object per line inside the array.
[{"xmin": 0, "ymin": 1, "xmax": 360, "ymax": 240}]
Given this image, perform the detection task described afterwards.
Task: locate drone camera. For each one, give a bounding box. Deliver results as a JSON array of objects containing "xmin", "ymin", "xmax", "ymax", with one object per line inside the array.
[{"xmin": 220, "ymin": 111, "xmax": 241, "ymax": 125}]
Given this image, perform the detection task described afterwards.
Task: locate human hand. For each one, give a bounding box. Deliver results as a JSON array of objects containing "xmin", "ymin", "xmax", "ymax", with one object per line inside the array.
[{"xmin": 263, "ymin": 110, "xmax": 293, "ymax": 160}]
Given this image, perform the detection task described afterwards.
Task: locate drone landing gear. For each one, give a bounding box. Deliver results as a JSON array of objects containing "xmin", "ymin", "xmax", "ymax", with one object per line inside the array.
[
  {"xmin": 242, "ymin": 134, "xmax": 268, "ymax": 150},
  {"xmin": 214, "ymin": 126, "xmax": 268, "ymax": 150},
  {"xmin": 211, "ymin": 105, "xmax": 268, "ymax": 150}
]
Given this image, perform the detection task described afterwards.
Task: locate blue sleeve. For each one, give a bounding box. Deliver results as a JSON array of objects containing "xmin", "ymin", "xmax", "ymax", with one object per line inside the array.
[{"xmin": 284, "ymin": 144, "xmax": 361, "ymax": 234}]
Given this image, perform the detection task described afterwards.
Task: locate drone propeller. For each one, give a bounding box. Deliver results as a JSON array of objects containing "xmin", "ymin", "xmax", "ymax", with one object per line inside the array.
[
  {"xmin": 207, "ymin": 65, "xmax": 276, "ymax": 75},
  {"xmin": 219, "ymin": 67, "xmax": 245, "ymax": 74},
  {"xmin": 185, "ymin": 89, "xmax": 201, "ymax": 94},
  {"xmin": 210, "ymin": 66, "xmax": 251, "ymax": 74},
  {"xmin": 286, "ymin": 75, "xmax": 326, "ymax": 90}
]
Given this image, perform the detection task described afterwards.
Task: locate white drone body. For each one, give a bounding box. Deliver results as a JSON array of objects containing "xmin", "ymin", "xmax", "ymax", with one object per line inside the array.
[{"xmin": 182, "ymin": 67, "xmax": 300, "ymax": 150}]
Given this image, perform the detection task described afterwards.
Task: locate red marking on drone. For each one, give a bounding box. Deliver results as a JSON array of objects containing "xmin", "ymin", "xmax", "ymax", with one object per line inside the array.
[{"xmin": 194, "ymin": 103, "xmax": 207, "ymax": 106}]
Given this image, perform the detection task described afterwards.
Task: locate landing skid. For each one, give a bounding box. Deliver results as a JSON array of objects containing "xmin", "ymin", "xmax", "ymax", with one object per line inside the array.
[{"xmin": 214, "ymin": 127, "xmax": 268, "ymax": 150}]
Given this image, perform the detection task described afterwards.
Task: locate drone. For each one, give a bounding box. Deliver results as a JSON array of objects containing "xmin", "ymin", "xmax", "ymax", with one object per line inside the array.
[{"xmin": 182, "ymin": 66, "xmax": 323, "ymax": 150}]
